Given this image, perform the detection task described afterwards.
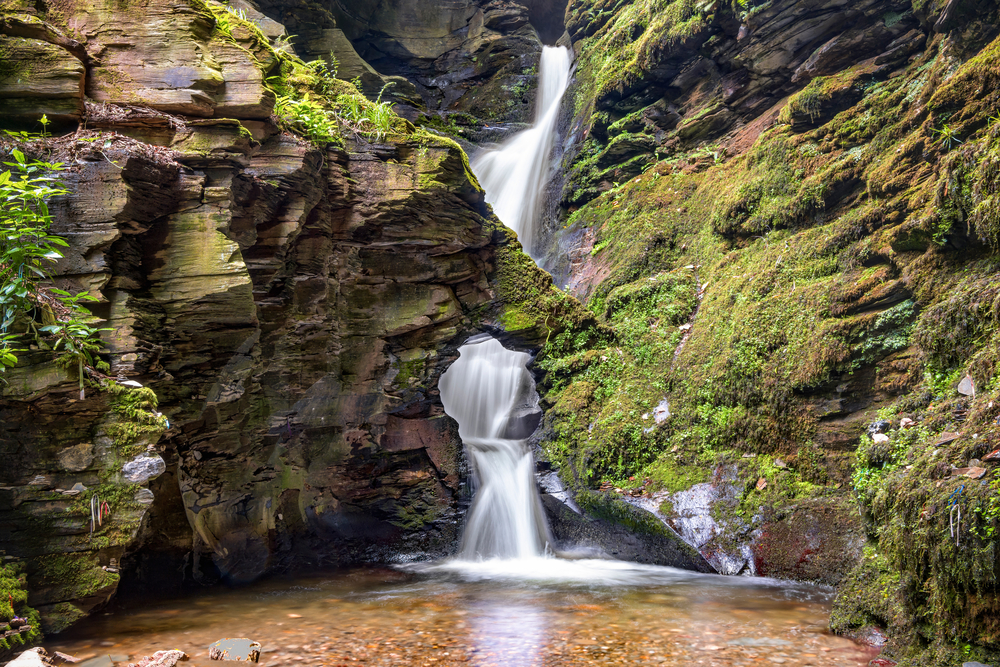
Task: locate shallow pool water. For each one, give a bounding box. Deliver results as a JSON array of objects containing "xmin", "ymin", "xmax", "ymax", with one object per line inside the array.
[{"xmin": 49, "ymin": 559, "xmax": 877, "ymax": 667}]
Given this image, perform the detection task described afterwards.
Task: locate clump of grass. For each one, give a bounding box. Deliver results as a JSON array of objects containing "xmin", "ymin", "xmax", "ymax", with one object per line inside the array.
[
  {"xmin": 274, "ymin": 94, "xmax": 341, "ymax": 146},
  {"xmin": 336, "ymin": 83, "xmax": 398, "ymax": 143}
]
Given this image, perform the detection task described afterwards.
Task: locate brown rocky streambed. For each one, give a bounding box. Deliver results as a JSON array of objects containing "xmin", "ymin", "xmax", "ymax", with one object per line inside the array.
[{"xmin": 45, "ymin": 565, "xmax": 877, "ymax": 667}]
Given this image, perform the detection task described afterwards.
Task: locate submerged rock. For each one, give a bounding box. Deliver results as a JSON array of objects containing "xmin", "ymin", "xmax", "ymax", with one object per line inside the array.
[
  {"xmin": 128, "ymin": 650, "xmax": 188, "ymax": 667},
  {"xmin": 208, "ymin": 639, "xmax": 260, "ymax": 663}
]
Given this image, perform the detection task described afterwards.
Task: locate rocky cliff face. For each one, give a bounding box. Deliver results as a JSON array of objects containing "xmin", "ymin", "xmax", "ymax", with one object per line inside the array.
[
  {"xmin": 0, "ymin": 0, "xmax": 588, "ymax": 641},
  {"xmin": 240, "ymin": 0, "xmax": 570, "ymax": 143},
  {"xmin": 6, "ymin": 0, "xmax": 1000, "ymax": 663},
  {"xmin": 528, "ymin": 0, "xmax": 1000, "ymax": 664}
]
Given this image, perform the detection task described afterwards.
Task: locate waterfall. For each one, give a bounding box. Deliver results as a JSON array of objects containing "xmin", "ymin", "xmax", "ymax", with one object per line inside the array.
[
  {"xmin": 438, "ymin": 47, "xmax": 572, "ymax": 562},
  {"xmin": 439, "ymin": 336, "xmax": 550, "ymax": 560},
  {"xmin": 471, "ymin": 45, "xmax": 572, "ymax": 258}
]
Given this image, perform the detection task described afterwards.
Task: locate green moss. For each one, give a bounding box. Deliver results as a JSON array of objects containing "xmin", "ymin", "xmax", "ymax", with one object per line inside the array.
[
  {"xmin": 576, "ymin": 489, "xmax": 676, "ymax": 538},
  {"xmin": 101, "ymin": 380, "xmax": 167, "ymax": 452},
  {"xmin": 642, "ymin": 455, "xmax": 709, "ymax": 493},
  {"xmin": 414, "ymin": 112, "xmax": 482, "ymax": 142},
  {"xmin": 709, "ymin": 130, "xmax": 827, "ymax": 238},
  {"xmin": 779, "ymin": 63, "xmax": 877, "ymax": 126},
  {"xmin": 0, "ymin": 560, "xmax": 42, "ymax": 654},
  {"xmin": 32, "ymin": 553, "xmax": 118, "ymax": 604},
  {"xmin": 485, "ymin": 220, "xmax": 595, "ymax": 342},
  {"xmin": 539, "ymin": 7, "xmax": 1000, "ymax": 662},
  {"xmin": 412, "ymin": 129, "xmax": 481, "ymax": 190},
  {"xmin": 830, "ymin": 544, "xmax": 907, "ymax": 633},
  {"xmin": 572, "ymin": 0, "xmax": 711, "ymax": 112}
]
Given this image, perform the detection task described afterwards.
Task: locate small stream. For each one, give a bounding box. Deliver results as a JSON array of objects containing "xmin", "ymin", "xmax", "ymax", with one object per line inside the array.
[{"xmin": 49, "ymin": 566, "xmax": 876, "ymax": 667}]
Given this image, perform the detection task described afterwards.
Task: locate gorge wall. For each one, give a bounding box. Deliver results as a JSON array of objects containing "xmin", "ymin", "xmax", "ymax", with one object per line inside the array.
[
  {"xmin": 0, "ymin": 0, "xmax": 583, "ymax": 648},
  {"xmin": 509, "ymin": 0, "xmax": 1000, "ymax": 665},
  {"xmin": 3, "ymin": 0, "xmax": 1000, "ymax": 665}
]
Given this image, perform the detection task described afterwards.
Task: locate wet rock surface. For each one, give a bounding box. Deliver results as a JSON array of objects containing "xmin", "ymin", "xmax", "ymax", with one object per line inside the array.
[
  {"xmin": 542, "ymin": 491, "xmax": 714, "ymax": 571},
  {"xmin": 0, "ymin": 122, "xmax": 501, "ymax": 609},
  {"xmin": 629, "ymin": 478, "xmax": 757, "ymax": 576}
]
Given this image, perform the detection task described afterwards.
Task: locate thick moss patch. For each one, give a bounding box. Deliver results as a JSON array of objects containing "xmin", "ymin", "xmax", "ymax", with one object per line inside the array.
[
  {"xmin": 0, "ymin": 561, "xmax": 41, "ymax": 657},
  {"xmin": 539, "ymin": 10, "xmax": 1000, "ymax": 664}
]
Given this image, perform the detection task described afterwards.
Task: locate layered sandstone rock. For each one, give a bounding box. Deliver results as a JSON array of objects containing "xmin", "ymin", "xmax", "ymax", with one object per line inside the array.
[{"xmin": 0, "ymin": 0, "xmax": 540, "ymax": 631}]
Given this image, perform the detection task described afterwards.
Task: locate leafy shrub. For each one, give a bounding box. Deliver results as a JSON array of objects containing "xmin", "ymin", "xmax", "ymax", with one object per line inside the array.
[{"xmin": 0, "ymin": 149, "xmax": 108, "ymax": 388}]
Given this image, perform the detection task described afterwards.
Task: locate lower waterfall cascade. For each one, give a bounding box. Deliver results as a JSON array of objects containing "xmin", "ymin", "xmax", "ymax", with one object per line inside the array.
[
  {"xmin": 438, "ymin": 336, "xmax": 550, "ymax": 560},
  {"xmin": 440, "ymin": 45, "xmax": 574, "ymax": 562}
]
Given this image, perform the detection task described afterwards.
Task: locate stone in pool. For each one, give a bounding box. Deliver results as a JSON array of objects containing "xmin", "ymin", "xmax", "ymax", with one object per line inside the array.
[{"xmin": 208, "ymin": 639, "xmax": 260, "ymax": 662}]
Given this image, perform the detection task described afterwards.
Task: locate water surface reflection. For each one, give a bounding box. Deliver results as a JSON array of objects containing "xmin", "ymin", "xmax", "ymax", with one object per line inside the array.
[{"xmin": 48, "ymin": 564, "xmax": 877, "ymax": 667}]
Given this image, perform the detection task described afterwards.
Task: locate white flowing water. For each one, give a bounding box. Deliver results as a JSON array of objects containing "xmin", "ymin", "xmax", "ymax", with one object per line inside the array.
[
  {"xmin": 440, "ymin": 47, "xmax": 574, "ymax": 563},
  {"xmin": 471, "ymin": 45, "xmax": 572, "ymax": 258},
  {"xmin": 439, "ymin": 336, "xmax": 550, "ymax": 560}
]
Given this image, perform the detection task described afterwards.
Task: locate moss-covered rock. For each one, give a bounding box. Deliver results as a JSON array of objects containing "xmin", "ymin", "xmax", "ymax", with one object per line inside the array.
[
  {"xmin": 0, "ymin": 561, "xmax": 42, "ymax": 660},
  {"xmin": 536, "ymin": 1, "xmax": 1000, "ymax": 662}
]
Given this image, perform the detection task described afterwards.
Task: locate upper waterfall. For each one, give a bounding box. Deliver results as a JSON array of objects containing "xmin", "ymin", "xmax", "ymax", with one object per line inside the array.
[{"xmin": 472, "ymin": 46, "xmax": 572, "ymax": 258}]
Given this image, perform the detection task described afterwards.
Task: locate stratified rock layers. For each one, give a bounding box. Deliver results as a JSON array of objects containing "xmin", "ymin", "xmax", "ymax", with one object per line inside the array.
[{"xmin": 0, "ymin": 0, "xmax": 517, "ymax": 628}]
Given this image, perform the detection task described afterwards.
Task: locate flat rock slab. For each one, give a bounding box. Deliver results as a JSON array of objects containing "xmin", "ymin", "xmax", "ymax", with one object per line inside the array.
[
  {"xmin": 8, "ymin": 648, "xmax": 56, "ymax": 667},
  {"xmin": 208, "ymin": 639, "xmax": 260, "ymax": 662},
  {"xmin": 933, "ymin": 431, "xmax": 961, "ymax": 447}
]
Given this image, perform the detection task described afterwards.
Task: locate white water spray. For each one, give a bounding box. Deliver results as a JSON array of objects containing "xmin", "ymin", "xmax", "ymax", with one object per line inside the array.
[
  {"xmin": 439, "ymin": 336, "xmax": 550, "ymax": 560},
  {"xmin": 472, "ymin": 46, "xmax": 572, "ymax": 258}
]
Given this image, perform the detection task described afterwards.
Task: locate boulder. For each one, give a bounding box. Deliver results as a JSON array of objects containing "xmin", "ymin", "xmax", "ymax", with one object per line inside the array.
[
  {"xmin": 57, "ymin": 443, "xmax": 94, "ymax": 472},
  {"xmin": 751, "ymin": 498, "xmax": 865, "ymax": 586},
  {"xmin": 543, "ymin": 490, "xmax": 715, "ymax": 572},
  {"xmin": 121, "ymin": 454, "xmax": 167, "ymax": 484}
]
